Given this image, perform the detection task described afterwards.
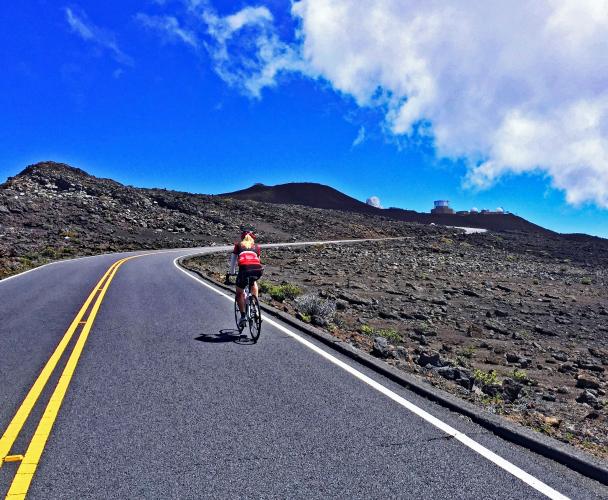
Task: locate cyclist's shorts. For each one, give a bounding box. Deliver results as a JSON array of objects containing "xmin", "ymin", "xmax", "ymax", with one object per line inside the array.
[{"xmin": 236, "ymin": 265, "xmax": 264, "ymax": 289}]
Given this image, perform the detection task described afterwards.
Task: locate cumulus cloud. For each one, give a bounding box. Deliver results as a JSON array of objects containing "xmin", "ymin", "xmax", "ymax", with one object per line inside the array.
[
  {"xmin": 141, "ymin": 1, "xmax": 608, "ymax": 207},
  {"xmin": 366, "ymin": 196, "xmax": 382, "ymax": 208},
  {"xmin": 290, "ymin": 0, "xmax": 608, "ymax": 207},
  {"xmin": 136, "ymin": 13, "xmax": 199, "ymax": 48},
  {"xmin": 65, "ymin": 7, "xmax": 133, "ymax": 66}
]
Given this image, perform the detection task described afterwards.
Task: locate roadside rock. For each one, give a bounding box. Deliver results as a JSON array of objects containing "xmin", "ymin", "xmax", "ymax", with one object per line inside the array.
[
  {"xmin": 416, "ymin": 351, "xmax": 447, "ymax": 368},
  {"xmin": 372, "ymin": 337, "xmax": 391, "ymax": 359},
  {"xmin": 576, "ymin": 375, "xmax": 601, "ymax": 390},
  {"xmin": 502, "ymin": 378, "xmax": 524, "ymax": 402},
  {"xmin": 576, "ymin": 390, "xmax": 600, "ymax": 407},
  {"xmin": 436, "ymin": 366, "xmax": 473, "ymax": 390}
]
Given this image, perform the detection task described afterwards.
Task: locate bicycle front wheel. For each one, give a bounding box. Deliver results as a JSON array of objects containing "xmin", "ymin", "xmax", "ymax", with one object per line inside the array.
[{"xmin": 248, "ymin": 295, "xmax": 262, "ymax": 342}]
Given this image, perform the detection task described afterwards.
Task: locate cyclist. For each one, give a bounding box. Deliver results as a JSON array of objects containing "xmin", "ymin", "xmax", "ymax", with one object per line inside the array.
[{"xmin": 227, "ymin": 228, "xmax": 263, "ymax": 328}]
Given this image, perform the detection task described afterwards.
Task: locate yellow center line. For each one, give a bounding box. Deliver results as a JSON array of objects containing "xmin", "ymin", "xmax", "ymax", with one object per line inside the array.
[
  {"xmin": 1, "ymin": 256, "xmax": 137, "ymax": 499},
  {"xmin": 0, "ymin": 258, "xmax": 122, "ymax": 468}
]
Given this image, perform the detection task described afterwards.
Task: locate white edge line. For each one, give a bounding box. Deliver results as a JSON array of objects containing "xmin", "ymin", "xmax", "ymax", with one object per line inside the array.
[{"xmin": 172, "ymin": 256, "xmax": 569, "ymax": 500}]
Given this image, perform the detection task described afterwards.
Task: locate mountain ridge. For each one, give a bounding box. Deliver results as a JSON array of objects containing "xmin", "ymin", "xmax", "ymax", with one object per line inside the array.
[
  {"xmin": 2, "ymin": 161, "xmax": 607, "ymax": 282},
  {"xmin": 220, "ymin": 181, "xmax": 552, "ymax": 234},
  {"xmin": 1, "ymin": 161, "xmax": 600, "ymax": 238}
]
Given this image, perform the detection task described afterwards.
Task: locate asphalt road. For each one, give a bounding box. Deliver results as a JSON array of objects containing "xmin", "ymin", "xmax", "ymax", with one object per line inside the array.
[{"xmin": 0, "ymin": 246, "xmax": 607, "ymax": 499}]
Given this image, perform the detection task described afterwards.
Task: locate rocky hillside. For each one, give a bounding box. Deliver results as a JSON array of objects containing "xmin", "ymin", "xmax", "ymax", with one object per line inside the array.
[
  {"xmin": 0, "ymin": 162, "xmax": 421, "ymax": 279},
  {"xmin": 2, "ymin": 161, "xmax": 607, "ymax": 280}
]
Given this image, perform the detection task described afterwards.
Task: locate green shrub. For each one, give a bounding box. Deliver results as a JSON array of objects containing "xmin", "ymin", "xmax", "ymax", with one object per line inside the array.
[
  {"xmin": 481, "ymin": 394, "xmax": 503, "ymax": 405},
  {"xmin": 458, "ymin": 346, "xmax": 476, "ymax": 359},
  {"xmin": 281, "ymin": 283, "xmax": 302, "ymax": 300},
  {"xmin": 473, "ymin": 369, "xmax": 498, "ymax": 386},
  {"xmin": 376, "ymin": 328, "xmax": 401, "ymax": 342},
  {"xmin": 581, "ymin": 277, "xmax": 592, "ymax": 285},
  {"xmin": 298, "ymin": 313, "xmax": 311, "ymax": 323},
  {"xmin": 268, "ymin": 285, "xmax": 286, "ymax": 302},
  {"xmin": 359, "ymin": 325, "xmax": 400, "ymax": 342},
  {"xmin": 41, "ymin": 247, "xmax": 58, "ymax": 258},
  {"xmin": 262, "ymin": 282, "xmax": 302, "ymax": 302},
  {"xmin": 360, "ymin": 325, "xmax": 375, "ymax": 335},
  {"xmin": 512, "ymin": 369, "xmax": 528, "ymax": 382}
]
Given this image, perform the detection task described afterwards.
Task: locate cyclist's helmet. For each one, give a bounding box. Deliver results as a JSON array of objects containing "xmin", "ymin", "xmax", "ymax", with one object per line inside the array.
[{"xmin": 240, "ymin": 225, "xmax": 256, "ymax": 240}]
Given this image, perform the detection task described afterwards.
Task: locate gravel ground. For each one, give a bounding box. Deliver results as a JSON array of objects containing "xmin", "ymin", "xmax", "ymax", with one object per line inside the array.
[{"xmin": 187, "ymin": 234, "xmax": 608, "ymax": 460}]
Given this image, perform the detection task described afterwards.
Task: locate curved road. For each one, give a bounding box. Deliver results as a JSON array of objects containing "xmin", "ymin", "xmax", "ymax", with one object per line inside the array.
[{"xmin": 0, "ymin": 245, "xmax": 606, "ymax": 499}]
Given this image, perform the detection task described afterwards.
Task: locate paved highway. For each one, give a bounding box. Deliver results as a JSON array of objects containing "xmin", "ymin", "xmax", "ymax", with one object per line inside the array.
[{"xmin": 0, "ymin": 245, "xmax": 606, "ymax": 499}]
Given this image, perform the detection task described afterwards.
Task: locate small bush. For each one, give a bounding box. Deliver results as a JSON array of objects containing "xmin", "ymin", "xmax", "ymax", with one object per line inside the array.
[
  {"xmin": 359, "ymin": 325, "xmax": 400, "ymax": 342},
  {"xmin": 512, "ymin": 369, "xmax": 528, "ymax": 382},
  {"xmin": 295, "ymin": 294, "xmax": 335, "ymax": 323},
  {"xmin": 280, "ymin": 283, "xmax": 302, "ymax": 300},
  {"xmin": 581, "ymin": 277, "xmax": 592, "ymax": 285},
  {"xmin": 299, "ymin": 313, "xmax": 311, "ymax": 323},
  {"xmin": 481, "ymin": 394, "xmax": 503, "ymax": 405},
  {"xmin": 458, "ymin": 346, "xmax": 476, "ymax": 359},
  {"xmin": 376, "ymin": 328, "xmax": 401, "ymax": 342},
  {"xmin": 261, "ymin": 282, "xmax": 302, "ymax": 302},
  {"xmin": 473, "ymin": 369, "xmax": 498, "ymax": 386},
  {"xmin": 268, "ymin": 286, "xmax": 287, "ymax": 301},
  {"xmin": 360, "ymin": 325, "xmax": 375, "ymax": 335}
]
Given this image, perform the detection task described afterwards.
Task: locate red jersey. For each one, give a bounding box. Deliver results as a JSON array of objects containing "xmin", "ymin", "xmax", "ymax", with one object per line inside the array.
[{"xmin": 233, "ymin": 242, "xmax": 262, "ymax": 267}]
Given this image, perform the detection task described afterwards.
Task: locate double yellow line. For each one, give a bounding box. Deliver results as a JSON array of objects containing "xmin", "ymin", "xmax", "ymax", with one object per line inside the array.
[{"xmin": 1, "ymin": 256, "xmax": 135, "ymax": 499}]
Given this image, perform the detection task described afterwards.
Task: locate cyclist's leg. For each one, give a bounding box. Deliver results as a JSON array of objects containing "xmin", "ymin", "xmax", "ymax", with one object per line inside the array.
[
  {"xmin": 235, "ymin": 269, "xmax": 247, "ymax": 315},
  {"xmin": 236, "ymin": 287, "xmax": 246, "ymax": 314},
  {"xmin": 250, "ymin": 267, "xmax": 263, "ymax": 299}
]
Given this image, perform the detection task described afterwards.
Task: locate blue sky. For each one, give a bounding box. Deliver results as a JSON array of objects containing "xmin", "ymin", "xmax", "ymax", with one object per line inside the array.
[{"xmin": 2, "ymin": 1, "xmax": 608, "ymax": 237}]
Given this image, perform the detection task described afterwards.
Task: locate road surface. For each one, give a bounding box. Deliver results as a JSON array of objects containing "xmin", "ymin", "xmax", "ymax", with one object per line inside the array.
[{"xmin": 0, "ymin": 245, "xmax": 606, "ymax": 499}]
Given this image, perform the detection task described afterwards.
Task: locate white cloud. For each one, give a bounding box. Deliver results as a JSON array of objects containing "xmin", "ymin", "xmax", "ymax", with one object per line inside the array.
[
  {"xmin": 352, "ymin": 126, "xmax": 366, "ymax": 148},
  {"xmin": 65, "ymin": 7, "xmax": 133, "ymax": 66},
  {"xmin": 140, "ymin": 1, "xmax": 608, "ymax": 207},
  {"xmin": 199, "ymin": 5, "xmax": 306, "ymax": 97},
  {"xmin": 366, "ymin": 196, "xmax": 382, "ymax": 208},
  {"xmin": 136, "ymin": 13, "xmax": 199, "ymax": 48},
  {"xmin": 289, "ymin": 0, "xmax": 608, "ymax": 208}
]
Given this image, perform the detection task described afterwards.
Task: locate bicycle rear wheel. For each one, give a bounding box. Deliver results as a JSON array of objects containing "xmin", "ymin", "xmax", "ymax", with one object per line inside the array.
[
  {"xmin": 248, "ymin": 295, "xmax": 262, "ymax": 342},
  {"xmin": 234, "ymin": 296, "xmax": 244, "ymax": 333}
]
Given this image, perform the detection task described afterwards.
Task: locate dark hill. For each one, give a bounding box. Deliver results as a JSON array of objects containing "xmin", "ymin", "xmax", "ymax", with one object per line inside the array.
[
  {"xmin": 220, "ymin": 182, "xmax": 381, "ymax": 214},
  {"xmin": 220, "ymin": 182, "xmax": 551, "ymax": 234}
]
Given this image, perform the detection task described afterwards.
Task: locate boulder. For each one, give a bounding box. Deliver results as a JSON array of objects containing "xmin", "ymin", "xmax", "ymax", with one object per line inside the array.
[
  {"xmin": 575, "ymin": 375, "xmax": 601, "ymax": 390},
  {"xmin": 416, "ymin": 351, "xmax": 446, "ymax": 368},
  {"xmin": 502, "ymin": 378, "xmax": 524, "ymax": 401},
  {"xmin": 372, "ymin": 336, "xmax": 391, "ymax": 359}
]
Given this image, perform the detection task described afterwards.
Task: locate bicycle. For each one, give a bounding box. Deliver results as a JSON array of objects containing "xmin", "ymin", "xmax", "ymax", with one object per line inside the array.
[{"xmin": 234, "ymin": 275, "xmax": 262, "ymax": 342}]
